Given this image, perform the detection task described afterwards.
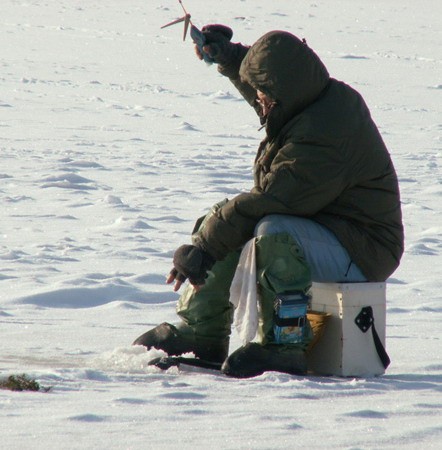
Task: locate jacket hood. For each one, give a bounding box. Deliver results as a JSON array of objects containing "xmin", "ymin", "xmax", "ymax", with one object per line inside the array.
[{"xmin": 239, "ymin": 31, "xmax": 330, "ymax": 137}]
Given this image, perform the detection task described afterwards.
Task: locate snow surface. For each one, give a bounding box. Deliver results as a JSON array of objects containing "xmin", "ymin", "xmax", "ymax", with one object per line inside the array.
[{"xmin": 1, "ymin": 0, "xmax": 441, "ymax": 448}]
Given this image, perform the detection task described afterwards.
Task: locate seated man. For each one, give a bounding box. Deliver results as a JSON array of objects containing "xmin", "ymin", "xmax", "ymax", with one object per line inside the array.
[{"xmin": 133, "ymin": 26, "xmax": 404, "ymax": 378}]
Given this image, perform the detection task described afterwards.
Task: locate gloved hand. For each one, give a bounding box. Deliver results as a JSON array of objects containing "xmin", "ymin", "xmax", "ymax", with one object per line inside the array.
[
  {"xmin": 195, "ymin": 24, "xmax": 236, "ymax": 66},
  {"xmin": 167, "ymin": 245, "xmax": 215, "ymax": 291}
]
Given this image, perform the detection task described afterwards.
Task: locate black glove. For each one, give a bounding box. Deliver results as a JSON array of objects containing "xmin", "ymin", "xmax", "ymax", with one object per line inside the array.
[
  {"xmin": 169, "ymin": 245, "xmax": 215, "ymax": 286},
  {"xmin": 199, "ymin": 24, "xmax": 237, "ymax": 66}
]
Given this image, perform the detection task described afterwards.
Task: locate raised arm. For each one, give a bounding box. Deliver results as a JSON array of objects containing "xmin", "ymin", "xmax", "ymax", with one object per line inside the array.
[{"xmin": 196, "ymin": 25, "xmax": 260, "ymax": 113}]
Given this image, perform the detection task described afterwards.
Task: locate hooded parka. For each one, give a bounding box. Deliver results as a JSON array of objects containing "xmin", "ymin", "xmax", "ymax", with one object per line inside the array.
[{"xmin": 193, "ymin": 31, "xmax": 404, "ymax": 282}]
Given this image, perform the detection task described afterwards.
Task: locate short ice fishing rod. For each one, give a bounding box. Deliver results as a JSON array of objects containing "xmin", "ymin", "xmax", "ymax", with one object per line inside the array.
[{"xmin": 161, "ymin": 0, "xmax": 215, "ymax": 64}]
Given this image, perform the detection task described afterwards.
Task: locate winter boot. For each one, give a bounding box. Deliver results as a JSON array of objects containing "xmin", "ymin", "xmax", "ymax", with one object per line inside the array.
[
  {"xmin": 221, "ymin": 342, "xmax": 307, "ymax": 378},
  {"xmin": 132, "ymin": 322, "xmax": 229, "ymax": 364}
]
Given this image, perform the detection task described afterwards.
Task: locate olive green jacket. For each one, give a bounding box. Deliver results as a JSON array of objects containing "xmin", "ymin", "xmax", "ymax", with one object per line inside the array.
[{"xmin": 194, "ymin": 31, "xmax": 404, "ymax": 281}]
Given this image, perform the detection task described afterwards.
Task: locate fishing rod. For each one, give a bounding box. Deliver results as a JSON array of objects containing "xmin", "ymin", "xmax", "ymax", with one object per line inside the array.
[{"xmin": 161, "ymin": 0, "xmax": 215, "ymax": 64}]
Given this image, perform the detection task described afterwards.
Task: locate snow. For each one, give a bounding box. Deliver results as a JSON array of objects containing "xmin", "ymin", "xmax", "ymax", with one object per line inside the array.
[{"xmin": 1, "ymin": 0, "xmax": 441, "ymax": 448}]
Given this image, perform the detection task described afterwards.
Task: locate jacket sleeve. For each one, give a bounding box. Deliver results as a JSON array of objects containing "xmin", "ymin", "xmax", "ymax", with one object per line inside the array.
[
  {"xmin": 217, "ymin": 45, "xmax": 261, "ymax": 115},
  {"xmin": 193, "ymin": 141, "xmax": 349, "ymax": 260}
]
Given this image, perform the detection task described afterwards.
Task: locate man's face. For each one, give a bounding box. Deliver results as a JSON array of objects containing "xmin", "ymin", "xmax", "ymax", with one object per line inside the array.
[{"xmin": 257, "ymin": 90, "xmax": 275, "ymax": 117}]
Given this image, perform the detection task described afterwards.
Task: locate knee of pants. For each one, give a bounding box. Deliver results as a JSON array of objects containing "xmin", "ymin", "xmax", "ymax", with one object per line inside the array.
[
  {"xmin": 254, "ymin": 215, "xmax": 285, "ymax": 237},
  {"xmin": 255, "ymin": 233, "xmax": 311, "ymax": 294}
]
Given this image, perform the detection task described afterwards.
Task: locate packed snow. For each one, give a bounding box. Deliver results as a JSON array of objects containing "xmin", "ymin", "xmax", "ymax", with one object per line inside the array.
[{"xmin": 1, "ymin": 0, "xmax": 441, "ymax": 448}]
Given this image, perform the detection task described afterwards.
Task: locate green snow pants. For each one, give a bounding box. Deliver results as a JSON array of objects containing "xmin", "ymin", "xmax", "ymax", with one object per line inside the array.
[{"xmin": 176, "ymin": 232, "xmax": 312, "ymax": 345}]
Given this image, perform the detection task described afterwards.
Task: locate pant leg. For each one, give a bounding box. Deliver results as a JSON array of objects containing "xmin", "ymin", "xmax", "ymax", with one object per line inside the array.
[
  {"xmin": 176, "ymin": 250, "xmax": 240, "ymax": 339},
  {"xmin": 254, "ymin": 233, "xmax": 313, "ymax": 347},
  {"xmin": 255, "ymin": 215, "xmax": 367, "ymax": 283},
  {"xmin": 175, "ymin": 199, "xmax": 238, "ymax": 340}
]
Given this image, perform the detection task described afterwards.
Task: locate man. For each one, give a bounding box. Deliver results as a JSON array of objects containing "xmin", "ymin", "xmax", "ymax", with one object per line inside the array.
[{"xmin": 133, "ymin": 26, "xmax": 404, "ymax": 378}]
